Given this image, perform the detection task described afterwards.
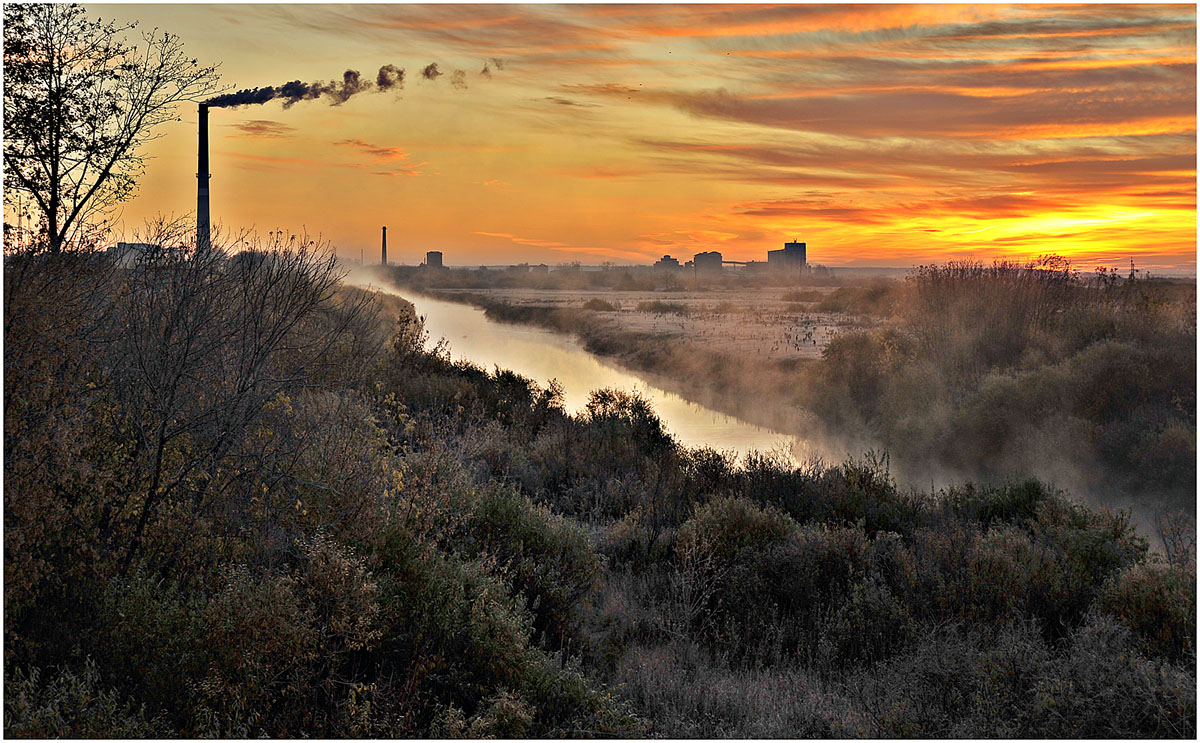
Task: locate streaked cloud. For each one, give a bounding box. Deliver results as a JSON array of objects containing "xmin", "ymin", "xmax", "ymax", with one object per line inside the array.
[
  {"xmin": 108, "ymin": 3, "xmax": 1197, "ymax": 270},
  {"xmin": 230, "ymin": 119, "xmax": 296, "ymax": 138}
]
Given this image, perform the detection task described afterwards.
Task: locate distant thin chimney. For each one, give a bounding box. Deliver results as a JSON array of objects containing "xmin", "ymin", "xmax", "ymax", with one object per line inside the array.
[
  {"xmin": 381, "ymin": 225, "xmax": 387, "ymax": 265},
  {"xmin": 197, "ymin": 104, "xmax": 211, "ymax": 251}
]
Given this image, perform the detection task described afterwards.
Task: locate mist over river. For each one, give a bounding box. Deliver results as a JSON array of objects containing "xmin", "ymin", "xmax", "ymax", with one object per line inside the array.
[
  {"xmin": 350, "ymin": 277, "xmax": 1185, "ymax": 546},
  {"xmin": 360, "ymin": 282, "xmax": 846, "ymax": 463}
]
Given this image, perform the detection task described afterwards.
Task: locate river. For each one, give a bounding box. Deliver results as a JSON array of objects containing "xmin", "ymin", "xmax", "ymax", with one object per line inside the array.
[
  {"xmin": 361, "ymin": 283, "xmax": 832, "ymax": 462},
  {"xmin": 350, "ymin": 279, "xmax": 1181, "ymax": 545}
]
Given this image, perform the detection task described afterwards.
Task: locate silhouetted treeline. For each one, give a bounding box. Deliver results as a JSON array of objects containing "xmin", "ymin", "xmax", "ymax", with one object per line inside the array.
[{"xmin": 4, "ymin": 250, "xmax": 1194, "ymax": 737}]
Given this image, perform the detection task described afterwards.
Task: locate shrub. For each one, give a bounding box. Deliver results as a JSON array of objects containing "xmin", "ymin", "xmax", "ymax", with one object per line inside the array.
[
  {"xmin": 5, "ymin": 658, "xmax": 168, "ymax": 738},
  {"xmin": 371, "ymin": 525, "xmax": 639, "ymax": 736},
  {"xmin": 1097, "ymin": 559, "xmax": 1196, "ymax": 660},
  {"xmin": 584, "ymin": 388, "xmax": 675, "ymax": 459},
  {"xmin": 583, "ymin": 298, "xmax": 618, "ymax": 312},
  {"xmin": 824, "ymin": 452, "xmax": 924, "ymax": 535},
  {"xmin": 677, "ymin": 501, "xmax": 885, "ymax": 663},
  {"xmin": 945, "ymin": 479, "xmax": 1055, "ymax": 528},
  {"xmin": 847, "ymin": 614, "xmax": 1196, "ymax": 738},
  {"xmin": 466, "ymin": 690, "xmax": 534, "ymax": 738},
  {"xmin": 600, "ymin": 506, "xmax": 656, "ymax": 568},
  {"xmin": 676, "ymin": 497, "xmax": 796, "ymax": 564},
  {"xmin": 194, "ymin": 565, "xmax": 319, "ymax": 736},
  {"xmin": 816, "ymin": 282, "xmax": 895, "ymax": 315},
  {"xmin": 911, "ymin": 523, "xmax": 1033, "ymax": 625},
  {"xmin": 817, "ymin": 580, "xmax": 913, "ymax": 667},
  {"xmin": 96, "ymin": 571, "xmax": 207, "ymax": 723},
  {"xmin": 462, "ymin": 486, "xmax": 602, "ymax": 649},
  {"xmin": 1025, "ymin": 498, "xmax": 1148, "ymax": 633},
  {"xmin": 1027, "ymin": 613, "xmax": 1196, "ymax": 738}
]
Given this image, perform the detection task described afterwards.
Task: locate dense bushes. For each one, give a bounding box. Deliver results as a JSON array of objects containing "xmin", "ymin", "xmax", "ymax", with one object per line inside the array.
[
  {"xmin": 847, "ymin": 615, "xmax": 1195, "ymax": 738},
  {"xmin": 4, "ymin": 251, "xmax": 1194, "ymax": 737},
  {"xmin": 1098, "ymin": 560, "xmax": 1196, "ymax": 660},
  {"xmin": 5, "ymin": 659, "xmax": 168, "ymax": 738},
  {"xmin": 804, "ymin": 259, "xmax": 1196, "ymax": 507}
]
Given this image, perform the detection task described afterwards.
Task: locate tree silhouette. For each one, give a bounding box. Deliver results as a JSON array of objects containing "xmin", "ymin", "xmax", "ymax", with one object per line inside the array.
[{"xmin": 3, "ymin": 3, "xmax": 221, "ymax": 253}]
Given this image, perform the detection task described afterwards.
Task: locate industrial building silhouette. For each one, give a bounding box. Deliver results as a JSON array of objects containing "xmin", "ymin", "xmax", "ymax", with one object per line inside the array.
[
  {"xmin": 654, "ymin": 240, "xmax": 808, "ymax": 273},
  {"xmin": 768, "ymin": 240, "xmax": 806, "ymax": 268}
]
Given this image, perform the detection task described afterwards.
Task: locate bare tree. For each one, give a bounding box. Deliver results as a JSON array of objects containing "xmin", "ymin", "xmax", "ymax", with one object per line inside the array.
[
  {"xmin": 3, "ymin": 3, "xmax": 221, "ymax": 253},
  {"xmin": 102, "ymin": 229, "xmax": 379, "ymax": 571}
]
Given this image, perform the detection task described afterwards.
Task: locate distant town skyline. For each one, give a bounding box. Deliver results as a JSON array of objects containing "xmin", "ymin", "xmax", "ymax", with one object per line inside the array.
[{"xmin": 99, "ymin": 4, "xmax": 1196, "ymax": 272}]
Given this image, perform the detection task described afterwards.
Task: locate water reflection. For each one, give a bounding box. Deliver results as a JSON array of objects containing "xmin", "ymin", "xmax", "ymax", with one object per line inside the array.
[{"xmin": 365, "ymin": 285, "xmax": 817, "ymax": 461}]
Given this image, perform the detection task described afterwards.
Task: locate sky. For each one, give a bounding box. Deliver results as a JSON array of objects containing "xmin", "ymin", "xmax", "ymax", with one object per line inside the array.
[{"xmin": 97, "ymin": 3, "xmax": 1197, "ymax": 271}]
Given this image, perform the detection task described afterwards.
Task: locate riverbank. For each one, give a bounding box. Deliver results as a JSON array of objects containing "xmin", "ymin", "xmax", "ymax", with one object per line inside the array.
[{"xmin": 374, "ymin": 277, "xmax": 862, "ymax": 443}]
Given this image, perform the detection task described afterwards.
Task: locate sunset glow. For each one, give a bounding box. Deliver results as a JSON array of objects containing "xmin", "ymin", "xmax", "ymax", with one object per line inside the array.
[{"xmin": 100, "ymin": 3, "xmax": 1196, "ymax": 271}]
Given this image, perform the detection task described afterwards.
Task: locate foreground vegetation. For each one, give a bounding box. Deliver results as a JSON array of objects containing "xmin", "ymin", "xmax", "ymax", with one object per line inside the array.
[{"xmin": 6, "ymin": 246, "xmax": 1196, "ymax": 737}]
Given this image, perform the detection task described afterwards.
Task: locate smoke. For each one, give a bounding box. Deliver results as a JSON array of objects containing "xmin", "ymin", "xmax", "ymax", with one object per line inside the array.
[
  {"xmin": 423, "ymin": 63, "xmax": 474, "ymax": 90},
  {"xmin": 207, "ymin": 64, "xmax": 402, "ymax": 109},
  {"xmin": 376, "ymin": 64, "xmax": 404, "ymax": 91},
  {"xmin": 480, "ymin": 58, "xmax": 504, "ymax": 77},
  {"xmin": 207, "ymin": 58, "xmax": 498, "ymax": 109}
]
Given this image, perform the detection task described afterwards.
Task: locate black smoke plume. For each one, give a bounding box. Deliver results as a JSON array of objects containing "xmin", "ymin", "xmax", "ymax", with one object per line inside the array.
[
  {"xmin": 376, "ymin": 64, "xmax": 404, "ymax": 91},
  {"xmin": 421, "ymin": 63, "xmax": 442, "ymax": 80},
  {"xmin": 207, "ymin": 64, "xmax": 402, "ymax": 109}
]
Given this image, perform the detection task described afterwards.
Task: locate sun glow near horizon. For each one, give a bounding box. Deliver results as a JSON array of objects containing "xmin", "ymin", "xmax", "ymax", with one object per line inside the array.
[{"xmin": 98, "ymin": 3, "xmax": 1196, "ymax": 272}]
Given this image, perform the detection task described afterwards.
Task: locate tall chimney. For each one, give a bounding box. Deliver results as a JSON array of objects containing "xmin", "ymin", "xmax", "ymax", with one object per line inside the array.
[
  {"xmin": 197, "ymin": 103, "xmax": 211, "ymax": 252},
  {"xmin": 381, "ymin": 225, "xmax": 387, "ymax": 265}
]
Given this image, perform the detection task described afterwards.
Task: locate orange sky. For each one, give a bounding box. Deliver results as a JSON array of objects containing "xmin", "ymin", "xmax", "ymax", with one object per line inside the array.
[{"xmin": 96, "ymin": 3, "xmax": 1196, "ymax": 271}]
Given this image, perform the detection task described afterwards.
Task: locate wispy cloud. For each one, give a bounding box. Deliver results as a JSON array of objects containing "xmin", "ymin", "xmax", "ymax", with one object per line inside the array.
[
  {"xmin": 230, "ymin": 120, "xmax": 295, "ymax": 138},
  {"xmin": 474, "ymin": 231, "xmax": 567, "ymax": 248},
  {"xmin": 334, "ymin": 138, "xmax": 426, "ymax": 176}
]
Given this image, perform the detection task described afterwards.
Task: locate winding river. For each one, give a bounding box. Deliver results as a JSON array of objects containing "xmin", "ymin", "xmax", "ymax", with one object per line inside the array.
[
  {"xmin": 364, "ymin": 283, "xmax": 830, "ymax": 462},
  {"xmin": 352, "ymin": 280, "xmax": 1174, "ymax": 545}
]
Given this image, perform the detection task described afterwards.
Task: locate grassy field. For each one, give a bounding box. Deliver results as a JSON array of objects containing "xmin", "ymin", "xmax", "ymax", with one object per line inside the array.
[{"xmin": 432, "ymin": 286, "xmax": 854, "ymax": 362}]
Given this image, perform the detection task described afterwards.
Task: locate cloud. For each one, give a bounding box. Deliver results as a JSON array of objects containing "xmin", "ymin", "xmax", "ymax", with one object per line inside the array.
[
  {"xmin": 474, "ymin": 231, "xmax": 567, "ymax": 248},
  {"xmin": 574, "ymin": 84, "xmax": 1195, "ymax": 140},
  {"xmin": 230, "ymin": 120, "xmax": 296, "ymax": 138},
  {"xmin": 540, "ymin": 96, "xmax": 599, "ymax": 107},
  {"xmin": 335, "ymin": 138, "xmax": 412, "ymax": 161},
  {"xmin": 334, "ymin": 138, "xmax": 426, "ymax": 176}
]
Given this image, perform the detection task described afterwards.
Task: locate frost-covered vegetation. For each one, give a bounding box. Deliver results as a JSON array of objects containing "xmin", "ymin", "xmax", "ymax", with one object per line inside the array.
[
  {"xmin": 5, "ymin": 246, "xmax": 1195, "ymax": 737},
  {"xmin": 806, "ymin": 259, "xmax": 1196, "ymax": 508}
]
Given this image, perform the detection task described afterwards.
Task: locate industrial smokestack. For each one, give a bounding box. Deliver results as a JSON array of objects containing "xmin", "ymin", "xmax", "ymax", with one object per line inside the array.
[
  {"xmin": 197, "ymin": 103, "xmax": 211, "ymax": 252},
  {"xmin": 381, "ymin": 225, "xmax": 387, "ymax": 265}
]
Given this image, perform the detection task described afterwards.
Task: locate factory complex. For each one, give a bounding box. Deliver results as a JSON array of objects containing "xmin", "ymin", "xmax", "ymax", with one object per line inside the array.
[{"xmin": 655, "ymin": 240, "xmax": 808, "ymax": 274}]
